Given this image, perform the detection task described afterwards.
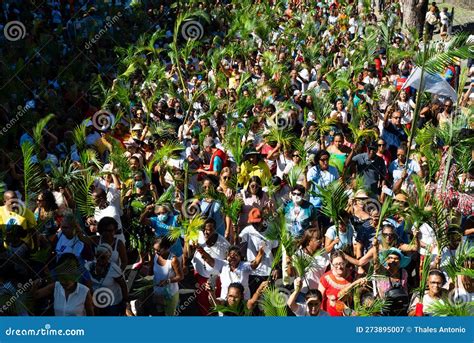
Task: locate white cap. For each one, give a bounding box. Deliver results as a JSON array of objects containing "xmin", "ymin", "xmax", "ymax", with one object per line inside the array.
[{"xmin": 132, "ymin": 123, "xmax": 143, "ymax": 131}]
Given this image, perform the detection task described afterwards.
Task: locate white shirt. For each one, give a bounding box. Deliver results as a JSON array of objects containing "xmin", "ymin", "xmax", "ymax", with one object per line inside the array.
[
  {"xmin": 54, "ymin": 282, "xmax": 89, "ymax": 316},
  {"xmin": 192, "ymin": 231, "xmax": 230, "ymax": 278},
  {"xmin": 293, "ymin": 303, "xmax": 329, "ymax": 317},
  {"xmin": 215, "ymin": 260, "xmax": 253, "ymax": 300},
  {"xmin": 94, "ymin": 205, "xmax": 124, "ymax": 242},
  {"xmin": 389, "ymin": 159, "xmax": 421, "ymax": 183},
  {"xmin": 239, "ymin": 225, "xmax": 279, "ymax": 277},
  {"xmin": 86, "ymin": 261, "xmax": 123, "ymax": 306}
]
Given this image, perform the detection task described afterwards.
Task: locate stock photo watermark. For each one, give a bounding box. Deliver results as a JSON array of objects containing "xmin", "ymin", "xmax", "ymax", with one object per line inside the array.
[
  {"xmin": 85, "ymin": 12, "xmax": 123, "ymax": 50},
  {"xmin": 3, "ymin": 21, "xmax": 26, "ymax": 41},
  {"xmin": 0, "ymin": 104, "xmax": 32, "ymax": 136}
]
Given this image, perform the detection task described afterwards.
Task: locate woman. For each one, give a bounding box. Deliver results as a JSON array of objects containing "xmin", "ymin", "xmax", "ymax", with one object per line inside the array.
[
  {"xmin": 330, "ymin": 99, "xmax": 348, "ymax": 124},
  {"xmin": 325, "ymin": 212, "xmax": 355, "ymax": 254},
  {"xmin": 397, "ymin": 91, "xmax": 414, "ymax": 126},
  {"xmin": 327, "ymin": 133, "xmax": 351, "ymax": 175},
  {"xmin": 374, "ymin": 248, "xmax": 410, "ymax": 316},
  {"xmin": 35, "ymin": 254, "xmax": 94, "ymax": 316},
  {"xmin": 216, "ymin": 167, "xmax": 234, "ymax": 200},
  {"xmin": 237, "ymin": 151, "xmax": 271, "ymax": 188},
  {"xmin": 150, "ymin": 237, "xmax": 183, "ymax": 316},
  {"xmin": 375, "ymin": 138, "xmax": 391, "ymax": 167},
  {"xmin": 287, "ymin": 228, "xmax": 329, "ymax": 294},
  {"xmin": 237, "ymin": 176, "xmax": 271, "ymax": 230},
  {"xmin": 408, "ymin": 269, "xmax": 449, "ymax": 316},
  {"xmin": 85, "ymin": 244, "xmax": 128, "ymax": 316},
  {"xmin": 197, "ymin": 245, "xmax": 264, "ymax": 300},
  {"xmin": 34, "ymin": 190, "xmax": 59, "ymax": 241},
  {"xmin": 349, "ymin": 190, "xmax": 371, "ymax": 226},
  {"xmin": 318, "ymin": 251, "xmax": 353, "ymax": 316},
  {"xmin": 378, "ymin": 76, "xmax": 394, "ymax": 114},
  {"xmin": 307, "ymin": 150, "xmax": 339, "ymax": 210},
  {"xmin": 90, "ymin": 217, "xmax": 127, "ymax": 271},
  {"xmin": 195, "ymin": 178, "xmax": 226, "ymax": 236}
]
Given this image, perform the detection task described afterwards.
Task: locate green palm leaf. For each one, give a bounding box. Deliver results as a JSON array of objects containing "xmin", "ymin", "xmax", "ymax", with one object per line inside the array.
[
  {"xmin": 260, "ymin": 286, "xmax": 288, "ymax": 317},
  {"xmin": 21, "ymin": 141, "xmax": 43, "ymax": 207},
  {"xmin": 32, "ymin": 113, "xmax": 55, "ymax": 150},
  {"xmin": 317, "ymin": 180, "xmax": 350, "ymax": 236}
]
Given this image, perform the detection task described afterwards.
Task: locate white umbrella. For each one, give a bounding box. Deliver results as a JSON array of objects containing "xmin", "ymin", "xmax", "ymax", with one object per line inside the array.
[{"xmin": 403, "ymin": 67, "xmax": 458, "ymax": 101}]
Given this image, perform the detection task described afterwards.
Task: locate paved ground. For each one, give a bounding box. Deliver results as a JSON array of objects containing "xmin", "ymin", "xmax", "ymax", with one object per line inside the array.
[{"xmin": 441, "ymin": 2, "xmax": 474, "ymax": 33}]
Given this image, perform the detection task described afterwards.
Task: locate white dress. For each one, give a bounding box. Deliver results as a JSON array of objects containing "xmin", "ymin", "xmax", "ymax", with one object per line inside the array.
[{"xmin": 54, "ymin": 282, "xmax": 89, "ymax": 316}]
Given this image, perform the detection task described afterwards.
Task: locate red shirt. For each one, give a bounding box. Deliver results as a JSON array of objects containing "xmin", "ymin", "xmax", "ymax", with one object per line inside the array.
[{"xmin": 320, "ymin": 271, "xmax": 352, "ymax": 316}]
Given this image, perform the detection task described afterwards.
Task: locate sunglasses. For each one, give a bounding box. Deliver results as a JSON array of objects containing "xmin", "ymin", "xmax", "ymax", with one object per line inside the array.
[
  {"xmin": 383, "ymin": 233, "xmax": 396, "ymax": 237},
  {"xmin": 292, "ymin": 192, "xmax": 302, "ymax": 196},
  {"xmin": 320, "ymin": 158, "xmax": 329, "ymax": 162},
  {"xmin": 378, "ymin": 143, "xmax": 386, "ymax": 146}
]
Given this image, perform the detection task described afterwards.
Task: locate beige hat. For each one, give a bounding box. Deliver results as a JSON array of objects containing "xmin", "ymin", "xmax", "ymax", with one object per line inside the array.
[
  {"xmin": 354, "ymin": 189, "xmax": 369, "ymax": 199},
  {"xmin": 394, "ymin": 193, "xmax": 408, "ymax": 203}
]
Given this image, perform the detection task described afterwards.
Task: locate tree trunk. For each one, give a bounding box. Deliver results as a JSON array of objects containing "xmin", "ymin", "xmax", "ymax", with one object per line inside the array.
[{"xmin": 401, "ymin": 0, "xmax": 429, "ymax": 36}]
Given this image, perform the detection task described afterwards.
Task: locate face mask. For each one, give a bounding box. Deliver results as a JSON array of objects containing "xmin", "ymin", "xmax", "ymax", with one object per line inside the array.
[
  {"xmin": 165, "ymin": 115, "xmax": 171, "ymax": 120},
  {"xmin": 293, "ymin": 195, "xmax": 302, "ymax": 204},
  {"xmin": 157, "ymin": 214, "xmax": 168, "ymax": 222},
  {"xmin": 134, "ymin": 180, "xmax": 144, "ymax": 189},
  {"xmin": 191, "ymin": 144, "xmax": 199, "ymax": 150}
]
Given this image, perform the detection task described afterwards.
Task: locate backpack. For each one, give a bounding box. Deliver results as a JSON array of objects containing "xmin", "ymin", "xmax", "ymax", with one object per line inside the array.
[{"xmin": 382, "ymin": 271, "xmax": 409, "ymax": 316}]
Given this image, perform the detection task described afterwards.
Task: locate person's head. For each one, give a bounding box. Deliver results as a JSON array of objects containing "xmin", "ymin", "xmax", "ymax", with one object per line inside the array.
[
  {"xmin": 305, "ymin": 289, "xmax": 324, "ymax": 316},
  {"xmin": 92, "ymin": 187, "xmax": 107, "ymax": 207},
  {"xmin": 396, "ymin": 146, "xmax": 407, "ymax": 164},
  {"xmin": 394, "ymin": 193, "xmax": 408, "ymax": 209},
  {"xmin": 37, "ymin": 190, "xmax": 58, "ymax": 211},
  {"xmin": 59, "ymin": 212, "xmax": 78, "ymax": 239},
  {"xmin": 202, "ymin": 178, "xmax": 214, "ymax": 193},
  {"xmin": 97, "ymin": 217, "xmax": 118, "ymax": 238},
  {"xmin": 95, "ymin": 243, "xmax": 112, "ymax": 267},
  {"xmin": 427, "ymin": 269, "xmax": 446, "ymax": 296},
  {"xmin": 399, "ymin": 90, "xmax": 408, "ymax": 102},
  {"xmin": 381, "ymin": 247, "xmax": 410, "ymax": 271},
  {"xmin": 444, "ymin": 99, "xmax": 453, "ymax": 113},
  {"xmin": 447, "ymin": 225, "xmax": 462, "ymax": 249},
  {"xmin": 220, "ymin": 167, "xmax": 231, "ymax": 185},
  {"xmin": 381, "ymin": 223, "xmax": 398, "ymax": 245},
  {"xmin": 291, "ymin": 184, "xmax": 306, "ymax": 205},
  {"xmin": 129, "ymin": 156, "xmax": 141, "ymax": 171},
  {"xmin": 156, "ymin": 205, "xmax": 171, "ymax": 222},
  {"xmin": 227, "ymin": 282, "xmax": 244, "ymax": 307},
  {"xmin": 333, "ymin": 133, "xmax": 344, "ymax": 150},
  {"xmin": 203, "ymin": 218, "xmax": 217, "ymax": 241},
  {"xmin": 330, "ymin": 251, "xmax": 348, "ymax": 277},
  {"xmin": 3, "ymin": 190, "xmax": 19, "ymax": 212},
  {"xmin": 55, "ymin": 253, "xmax": 82, "ymax": 290},
  {"xmin": 4, "ymin": 224, "xmax": 27, "ymax": 245},
  {"xmin": 247, "ymin": 176, "xmax": 262, "ymax": 196},
  {"xmin": 191, "ymin": 137, "xmax": 200, "ymax": 151},
  {"xmin": 369, "ymin": 208, "xmax": 380, "ymax": 228},
  {"xmin": 316, "ymin": 150, "xmax": 330, "ymax": 171},
  {"xmin": 381, "ymin": 76, "xmax": 389, "ymax": 86},
  {"xmin": 367, "ymin": 141, "xmax": 378, "ymax": 159},
  {"xmin": 377, "ymin": 139, "xmax": 386, "ymax": 153},
  {"xmin": 300, "ymin": 228, "xmax": 323, "ymax": 252},
  {"xmin": 391, "ymin": 111, "xmax": 402, "ymax": 126},
  {"xmin": 246, "ymin": 152, "xmax": 260, "ymax": 165},
  {"xmin": 226, "ymin": 246, "xmax": 242, "ymax": 268},
  {"xmin": 292, "ymin": 150, "xmax": 301, "ymax": 163},
  {"xmin": 335, "ymin": 99, "xmax": 344, "ymax": 111},
  {"xmin": 203, "ymin": 137, "xmax": 215, "ymax": 154},
  {"xmin": 153, "ymin": 236, "xmax": 173, "ymax": 257},
  {"xmin": 133, "ymin": 172, "xmax": 146, "ymax": 191}
]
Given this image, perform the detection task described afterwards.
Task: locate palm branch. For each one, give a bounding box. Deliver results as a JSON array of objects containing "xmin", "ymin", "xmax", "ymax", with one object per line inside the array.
[
  {"xmin": 404, "ymin": 175, "xmax": 432, "ymax": 231},
  {"xmin": 444, "ymin": 240, "xmax": 474, "ymax": 284},
  {"xmin": 259, "ymin": 286, "xmax": 288, "ymax": 317},
  {"xmin": 428, "ymin": 198, "xmax": 449, "ymax": 253},
  {"xmin": 152, "ymin": 140, "xmax": 185, "ymax": 167},
  {"xmin": 168, "ymin": 215, "xmax": 205, "ymax": 244},
  {"xmin": 429, "ymin": 299, "xmax": 474, "ymax": 316},
  {"xmin": 223, "ymin": 125, "xmax": 249, "ymax": 167},
  {"xmin": 21, "ymin": 141, "xmax": 43, "ymax": 207},
  {"xmin": 353, "ymin": 298, "xmax": 386, "ymax": 317},
  {"xmin": 415, "ymin": 249, "xmax": 433, "ymax": 305},
  {"xmin": 317, "ymin": 180, "xmax": 350, "ymax": 237},
  {"xmin": 156, "ymin": 186, "xmax": 175, "ymax": 206},
  {"xmin": 49, "ymin": 159, "xmax": 84, "ymax": 189},
  {"xmin": 72, "ymin": 123, "xmax": 87, "ymax": 152},
  {"xmin": 108, "ymin": 139, "xmax": 132, "ymax": 181},
  {"xmin": 70, "ymin": 168, "xmax": 95, "ymax": 217},
  {"xmin": 32, "ymin": 113, "xmax": 55, "ymax": 151},
  {"xmin": 287, "ymin": 164, "xmax": 304, "ymax": 189}
]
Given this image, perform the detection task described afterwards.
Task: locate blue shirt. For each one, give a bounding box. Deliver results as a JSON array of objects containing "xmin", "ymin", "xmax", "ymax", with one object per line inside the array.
[
  {"xmin": 150, "ymin": 214, "xmax": 183, "ymax": 257},
  {"xmin": 284, "ymin": 200, "xmax": 317, "ymax": 237},
  {"xmin": 306, "ymin": 165, "xmax": 339, "ymax": 208}
]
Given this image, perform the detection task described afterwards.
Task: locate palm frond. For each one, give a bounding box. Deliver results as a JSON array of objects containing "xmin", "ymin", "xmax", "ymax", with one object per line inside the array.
[
  {"xmin": 168, "ymin": 215, "xmax": 205, "ymax": 244},
  {"xmin": 70, "ymin": 168, "xmax": 95, "ymax": 217},
  {"xmin": 260, "ymin": 286, "xmax": 288, "ymax": 316},
  {"xmin": 21, "ymin": 141, "xmax": 43, "ymax": 207},
  {"xmin": 317, "ymin": 180, "xmax": 350, "ymax": 235},
  {"xmin": 156, "ymin": 186, "xmax": 175, "ymax": 206},
  {"xmin": 429, "ymin": 299, "xmax": 474, "ymax": 316},
  {"xmin": 72, "ymin": 123, "xmax": 87, "ymax": 152},
  {"xmin": 32, "ymin": 113, "xmax": 55, "ymax": 150}
]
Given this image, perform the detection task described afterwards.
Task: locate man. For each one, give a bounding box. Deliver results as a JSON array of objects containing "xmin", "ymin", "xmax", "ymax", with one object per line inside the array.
[
  {"xmin": 389, "ymin": 146, "xmax": 423, "ymax": 193},
  {"xmin": 287, "ymin": 277, "xmax": 329, "ymax": 316},
  {"xmin": 237, "ymin": 150, "xmax": 271, "ymax": 187},
  {"xmin": 382, "ymin": 110, "xmax": 408, "ymax": 160},
  {"xmin": 197, "ymin": 137, "xmax": 227, "ymax": 178},
  {"xmin": 189, "ymin": 218, "xmax": 230, "ymax": 316},
  {"xmin": 0, "ymin": 191, "xmax": 36, "ymax": 249},
  {"xmin": 345, "ymin": 141, "xmax": 387, "ymax": 196},
  {"xmin": 88, "ymin": 188, "xmax": 124, "ymax": 242},
  {"xmin": 239, "ymin": 208, "xmax": 279, "ymax": 294}
]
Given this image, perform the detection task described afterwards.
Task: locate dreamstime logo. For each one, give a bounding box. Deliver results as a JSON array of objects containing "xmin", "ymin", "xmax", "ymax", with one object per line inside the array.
[
  {"xmin": 0, "ymin": 104, "xmax": 32, "ymax": 136},
  {"xmin": 181, "ymin": 198, "xmax": 201, "ymax": 219},
  {"xmin": 0, "ymin": 279, "xmax": 33, "ymax": 314},
  {"xmin": 8, "ymin": 198, "xmax": 27, "ymax": 217},
  {"xmin": 258, "ymin": 286, "xmax": 291, "ymax": 311},
  {"xmin": 92, "ymin": 287, "xmax": 115, "ymax": 308},
  {"xmin": 447, "ymin": 288, "xmax": 472, "ymax": 307},
  {"xmin": 180, "ymin": 20, "xmax": 204, "ymax": 40},
  {"xmin": 91, "ymin": 110, "xmax": 114, "ymax": 131},
  {"xmin": 4, "ymin": 21, "xmax": 26, "ymax": 41},
  {"xmin": 364, "ymin": 198, "xmax": 381, "ymax": 214},
  {"xmin": 84, "ymin": 12, "xmax": 123, "ymax": 50}
]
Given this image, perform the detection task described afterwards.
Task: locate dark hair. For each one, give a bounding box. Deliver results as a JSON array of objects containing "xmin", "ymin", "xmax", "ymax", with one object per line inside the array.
[
  {"xmin": 428, "ymin": 269, "xmax": 446, "ymax": 285},
  {"xmin": 227, "ymin": 246, "xmax": 242, "ymax": 258},
  {"xmin": 299, "ymin": 228, "xmax": 322, "ymax": 249},
  {"xmin": 97, "ymin": 217, "xmax": 118, "ymax": 235},
  {"xmin": 315, "ymin": 149, "xmax": 330, "ymax": 163},
  {"xmin": 204, "ymin": 218, "xmax": 216, "ymax": 227},
  {"xmin": 246, "ymin": 176, "xmax": 263, "ymax": 198},
  {"xmin": 154, "ymin": 236, "xmax": 173, "ymax": 250},
  {"xmin": 305, "ymin": 289, "xmax": 323, "ymax": 302},
  {"xmin": 292, "ymin": 184, "xmax": 306, "ymax": 195},
  {"xmin": 228, "ymin": 282, "xmax": 245, "ymax": 295},
  {"xmin": 40, "ymin": 190, "xmax": 59, "ymax": 211}
]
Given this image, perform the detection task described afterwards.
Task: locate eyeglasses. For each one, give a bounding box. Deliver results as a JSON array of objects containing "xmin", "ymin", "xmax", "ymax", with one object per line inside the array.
[
  {"xmin": 332, "ymin": 262, "xmax": 346, "ymax": 267},
  {"xmin": 292, "ymin": 192, "xmax": 302, "ymax": 196},
  {"xmin": 429, "ymin": 281, "xmax": 443, "ymax": 285},
  {"xmin": 378, "ymin": 143, "xmax": 386, "ymax": 146},
  {"xmin": 383, "ymin": 233, "xmax": 396, "ymax": 237},
  {"xmin": 320, "ymin": 158, "xmax": 329, "ymax": 162},
  {"xmin": 293, "ymin": 154, "xmax": 300, "ymax": 158}
]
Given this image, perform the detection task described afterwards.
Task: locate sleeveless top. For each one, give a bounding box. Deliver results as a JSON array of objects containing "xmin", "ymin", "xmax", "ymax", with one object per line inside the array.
[
  {"xmin": 54, "ymin": 282, "xmax": 89, "ymax": 316},
  {"xmin": 55, "ymin": 232, "xmax": 84, "ymax": 260},
  {"xmin": 153, "ymin": 255, "xmax": 179, "ymax": 297},
  {"xmin": 99, "ymin": 237, "xmax": 121, "ymax": 267}
]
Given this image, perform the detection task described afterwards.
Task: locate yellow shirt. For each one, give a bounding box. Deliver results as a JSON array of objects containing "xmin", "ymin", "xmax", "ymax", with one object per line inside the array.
[
  {"xmin": 238, "ymin": 160, "xmax": 272, "ymax": 187},
  {"xmin": 0, "ymin": 206, "xmax": 37, "ymax": 249}
]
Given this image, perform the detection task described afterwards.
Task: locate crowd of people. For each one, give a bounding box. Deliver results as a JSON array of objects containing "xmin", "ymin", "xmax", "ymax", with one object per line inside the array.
[{"xmin": 0, "ymin": 0, "xmax": 473, "ymax": 317}]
